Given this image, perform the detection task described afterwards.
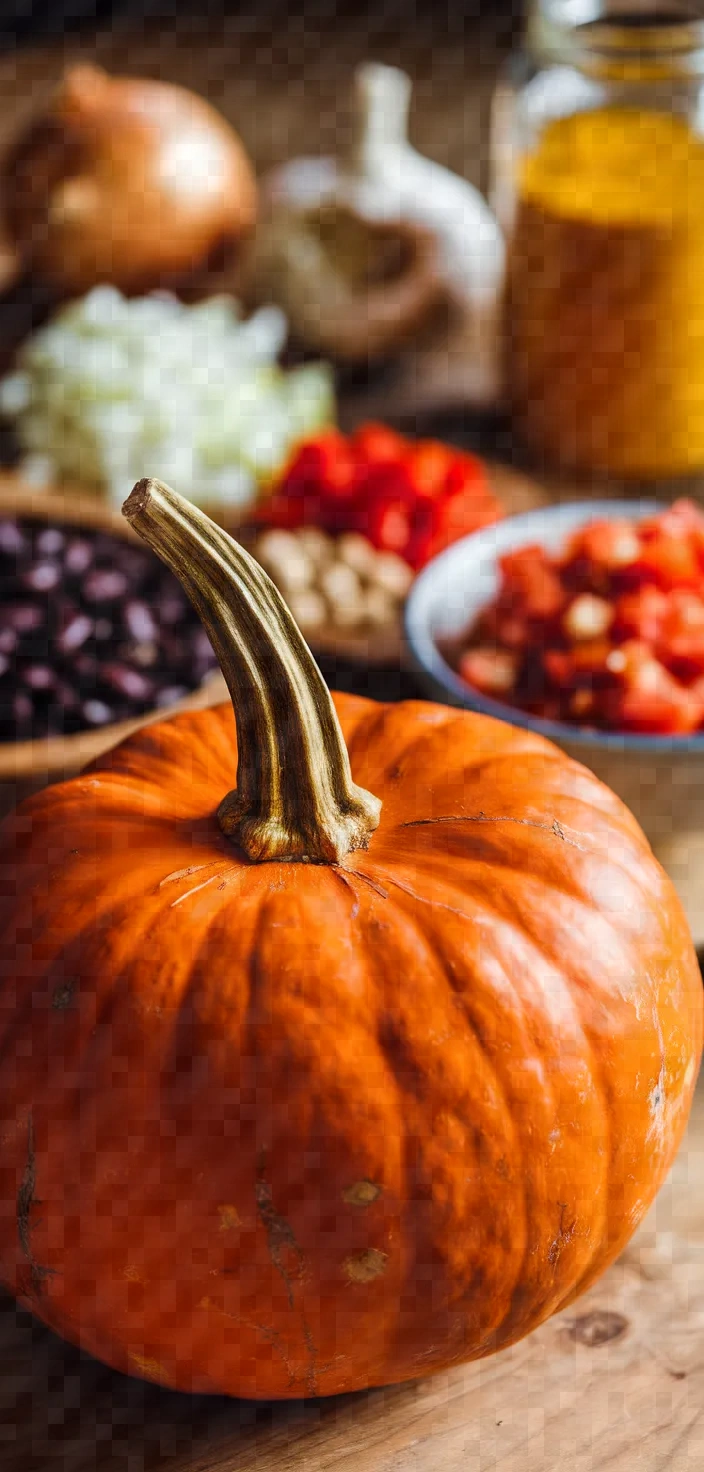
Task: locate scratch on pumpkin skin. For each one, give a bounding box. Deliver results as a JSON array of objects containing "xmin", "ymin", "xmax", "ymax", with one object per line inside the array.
[
  {"xmin": 548, "ymin": 1202, "xmax": 578, "ymax": 1267},
  {"xmin": 332, "ymin": 866, "xmax": 360, "ymax": 917},
  {"xmin": 170, "ymin": 874, "xmax": 222, "ymax": 908},
  {"xmin": 255, "ymin": 1169, "xmax": 318, "ymax": 1394},
  {"xmin": 339, "ymin": 867, "xmax": 388, "ymax": 902},
  {"xmin": 158, "ymin": 860, "xmax": 221, "ymax": 891},
  {"xmin": 401, "ymin": 814, "xmax": 588, "ymax": 852},
  {"xmin": 17, "ymin": 1114, "xmax": 56, "ymax": 1298},
  {"xmin": 200, "ymin": 1297, "xmax": 297, "ymax": 1389}
]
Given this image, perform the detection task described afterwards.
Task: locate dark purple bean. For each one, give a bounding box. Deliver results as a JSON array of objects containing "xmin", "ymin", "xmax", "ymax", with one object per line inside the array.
[
  {"xmin": 22, "ymin": 562, "xmax": 61, "ymax": 593},
  {"xmin": 0, "ymin": 515, "xmax": 217, "ymax": 743},
  {"xmin": 129, "ymin": 641, "xmax": 158, "ymax": 669},
  {"xmin": 0, "ymin": 520, "xmax": 27, "ymax": 558},
  {"xmin": 157, "ymin": 590, "xmax": 186, "ymax": 626},
  {"xmin": 0, "ymin": 603, "xmax": 43, "ymax": 632},
  {"xmin": 35, "ymin": 526, "xmax": 65, "ymax": 558},
  {"xmin": 124, "ymin": 598, "xmax": 157, "ymax": 643},
  {"xmin": 2, "ymin": 603, "xmax": 44, "ymax": 634},
  {"xmin": 154, "ymin": 685, "xmax": 189, "ymax": 709},
  {"xmin": 22, "ymin": 664, "xmax": 56, "ymax": 691},
  {"xmin": 83, "ymin": 568, "xmax": 128, "ymax": 604},
  {"xmin": 64, "ymin": 537, "xmax": 93, "ymax": 575},
  {"xmin": 57, "ymin": 610, "xmax": 93, "ymax": 655},
  {"xmin": 51, "ymin": 682, "xmax": 80, "ymax": 715},
  {"xmin": 102, "ymin": 663, "xmax": 153, "ymax": 702},
  {"xmin": 12, "ymin": 692, "xmax": 34, "ymax": 730},
  {"xmin": 81, "ymin": 699, "xmax": 114, "ymax": 727},
  {"xmin": 191, "ymin": 627, "xmax": 214, "ymax": 662},
  {"xmin": 158, "ymin": 632, "xmax": 189, "ymax": 669}
]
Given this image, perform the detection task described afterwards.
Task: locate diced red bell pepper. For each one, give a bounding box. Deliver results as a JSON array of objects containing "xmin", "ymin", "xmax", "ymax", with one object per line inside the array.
[
  {"xmin": 419, "ymin": 488, "xmax": 501, "ymax": 569},
  {"xmin": 284, "ymin": 431, "xmax": 358, "ymax": 502},
  {"xmin": 351, "ymin": 423, "xmax": 408, "ymax": 464},
  {"xmin": 404, "ymin": 441, "xmax": 457, "ymax": 501}
]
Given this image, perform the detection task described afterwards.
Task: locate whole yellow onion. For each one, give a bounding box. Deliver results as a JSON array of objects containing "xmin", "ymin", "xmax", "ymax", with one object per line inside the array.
[{"xmin": 2, "ymin": 65, "xmax": 258, "ymax": 297}]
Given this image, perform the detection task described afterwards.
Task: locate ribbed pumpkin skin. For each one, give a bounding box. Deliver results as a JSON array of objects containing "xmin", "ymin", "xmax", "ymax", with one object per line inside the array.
[{"xmin": 0, "ymin": 694, "xmax": 700, "ymax": 1399}]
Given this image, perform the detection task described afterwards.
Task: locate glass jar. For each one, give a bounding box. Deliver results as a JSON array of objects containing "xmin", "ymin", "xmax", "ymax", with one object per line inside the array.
[{"xmin": 492, "ymin": 1, "xmax": 704, "ymax": 480}]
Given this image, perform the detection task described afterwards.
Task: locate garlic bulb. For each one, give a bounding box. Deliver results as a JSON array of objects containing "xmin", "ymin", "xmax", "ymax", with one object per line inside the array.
[{"xmin": 243, "ymin": 63, "xmax": 506, "ymax": 410}]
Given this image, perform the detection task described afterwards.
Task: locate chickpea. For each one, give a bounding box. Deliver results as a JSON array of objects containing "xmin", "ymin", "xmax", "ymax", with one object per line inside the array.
[{"xmin": 254, "ymin": 530, "xmax": 313, "ymax": 593}]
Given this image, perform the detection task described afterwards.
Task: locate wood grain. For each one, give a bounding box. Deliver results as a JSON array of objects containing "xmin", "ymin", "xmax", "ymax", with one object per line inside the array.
[{"xmin": 0, "ymin": 1080, "xmax": 701, "ymax": 1471}]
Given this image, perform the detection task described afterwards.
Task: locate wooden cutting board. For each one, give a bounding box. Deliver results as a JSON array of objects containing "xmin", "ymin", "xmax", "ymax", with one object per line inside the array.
[{"xmin": 1, "ymin": 1081, "xmax": 701, "ymax": 1471}]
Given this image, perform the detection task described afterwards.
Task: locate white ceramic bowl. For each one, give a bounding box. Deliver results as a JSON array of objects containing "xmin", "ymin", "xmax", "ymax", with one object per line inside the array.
[{"xmin": 405, "ymin": 500, "xmax": 704, "ymax": 948}]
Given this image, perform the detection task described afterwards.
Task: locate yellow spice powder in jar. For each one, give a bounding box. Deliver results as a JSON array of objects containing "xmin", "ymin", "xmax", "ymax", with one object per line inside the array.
[{"xmin": 507, "ymin": 106, "xmax": 704, "ymax": 479}]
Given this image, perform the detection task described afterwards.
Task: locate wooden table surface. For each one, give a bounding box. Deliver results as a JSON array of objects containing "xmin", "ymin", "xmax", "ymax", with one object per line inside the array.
[{"xmin": 1, "ymin": 6, "xmax": 703, "ymax": 1469}]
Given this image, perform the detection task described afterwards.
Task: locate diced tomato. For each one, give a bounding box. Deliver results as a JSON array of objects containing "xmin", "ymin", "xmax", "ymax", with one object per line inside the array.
[
  {"xmin": 543, "ymin": 650, "xmax": 575, "ymax": 689},
  {"xmin": 601, "ymin": 641, "xmax": 704, "ymax": 734},
  {"xmin": 564, "ymin": 518, "xmax": 642, "ymax": 576},
  {"xmin": 657, "ymin": 590, "xmax": 704, "ymax": 677},
  {"xmin": 454, "ymin": 501, "xmax": 704, "ymax": 735},
  {"xmin": 606, "ymin": 680, "xmax": 704, "ymax": 735},
  {"xmin": 631, "ymin": 534, "xmax": 701, "ymax": 591},
  {"xmin": 458, "ymin": 647, "xmax": 518, "ymax": 697},
  {"xmin": 613, "ymin": 586, "xmax": 669, "ymax": 643},
  {"xmin": 480, "ymin": 600, "xmax": 530, "ymax": 650},
  {"xmin": 639, "ymin": 499, "xmax": 704, "ymax": 542},
  {"xmin": 498, "ymin": 545, "xmax": 566, "ymax": 622}
]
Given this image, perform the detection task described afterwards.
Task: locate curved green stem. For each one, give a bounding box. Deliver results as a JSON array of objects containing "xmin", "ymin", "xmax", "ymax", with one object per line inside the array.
[{"xmin": 123, "ymin": 479, "xmax": 381, "ymax": 863}]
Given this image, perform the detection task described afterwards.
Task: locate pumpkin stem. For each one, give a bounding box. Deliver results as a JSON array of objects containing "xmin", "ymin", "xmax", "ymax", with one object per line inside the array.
[{"xmin": 123, "ymin": 479, "xmax": 382, "ymax": 863}]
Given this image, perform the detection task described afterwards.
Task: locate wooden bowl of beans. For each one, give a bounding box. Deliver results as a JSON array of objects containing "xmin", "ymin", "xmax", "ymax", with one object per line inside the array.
[{"xmin": 0, "ymin": 475, "xmax": 228, "ymax": 817}]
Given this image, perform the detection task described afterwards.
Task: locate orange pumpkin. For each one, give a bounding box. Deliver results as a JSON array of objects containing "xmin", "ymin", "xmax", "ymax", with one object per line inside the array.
[{"xmin": 0, "ymin": 478, "xmax": 700, "ymax": 1400}]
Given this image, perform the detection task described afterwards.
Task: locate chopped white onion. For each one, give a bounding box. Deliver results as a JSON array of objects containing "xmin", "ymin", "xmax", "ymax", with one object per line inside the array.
[{"xmin": 1, "ymin": 288, "xmax": 335, "ymax": 509}]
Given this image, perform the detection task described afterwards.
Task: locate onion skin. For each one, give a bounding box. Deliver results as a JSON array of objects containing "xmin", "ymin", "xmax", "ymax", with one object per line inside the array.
[{"xmin": 2, "ymin": 65, "xmax": 258, "ymax": 296}]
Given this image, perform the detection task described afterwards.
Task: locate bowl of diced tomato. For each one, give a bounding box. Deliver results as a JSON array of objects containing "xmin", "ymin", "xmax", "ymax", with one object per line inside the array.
[{"xmin": 405, "ymin": 498, "xmax": 704, "ymax": 946}]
